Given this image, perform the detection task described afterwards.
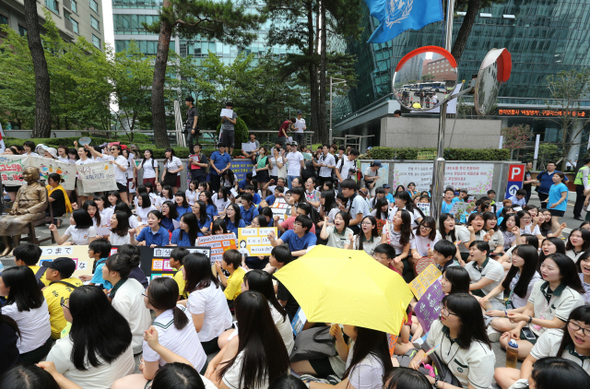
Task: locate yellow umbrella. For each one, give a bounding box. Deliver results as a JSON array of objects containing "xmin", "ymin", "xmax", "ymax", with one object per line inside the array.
[{"xmin": 274, "ymin": 245, "xmax": 413, "ymax": 335}]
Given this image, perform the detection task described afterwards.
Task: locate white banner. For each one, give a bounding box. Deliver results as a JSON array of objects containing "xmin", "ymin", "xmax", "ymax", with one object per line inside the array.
[
  {"xmin": 76, "ymin": 161, "xmax": 118, "ymax": 193},
  {"xmin": 27, "ymin": 156, "xmax": 77, "ymax": 190},
  {"xmin": 392, "ymin": 163, "xmax": 494, "ymax": 194}
]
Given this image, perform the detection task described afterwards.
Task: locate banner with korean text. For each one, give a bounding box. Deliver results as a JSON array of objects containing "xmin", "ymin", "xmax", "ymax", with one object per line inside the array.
[
  {"xmin": 76, "ymin": 161, "xmax": 118, "ymax": 192},
  {"xmin": 197, "ymin": 233, "xmax": 237, "ymax": 264},
  {"xmin": 392, "ymin": 163, "xmax": 494, "ymax": 194},
  {"xmin": 0, "ymin": 154, "xmax": 26, "ymax": 187}
]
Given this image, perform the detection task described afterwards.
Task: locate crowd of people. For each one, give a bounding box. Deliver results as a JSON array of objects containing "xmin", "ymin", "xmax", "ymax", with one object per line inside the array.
[{"xmin": 1, "ymin": 138, "xmax": 590, "ymax": 389}]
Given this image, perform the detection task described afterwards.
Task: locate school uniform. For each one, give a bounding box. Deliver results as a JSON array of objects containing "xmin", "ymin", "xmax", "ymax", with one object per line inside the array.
[
  {"xmin": 426, "ymin": 320, "xmax": 495, "ymax": 389},
  {"xmin": 239, "ymin": 205, "xmax": 259, "ymax": 225},
  {"xmin": 226, "ymin": 218, "xmax": 246, "ymax": 236},
  {"xmin": 280, "ymin": 230, "xmax": 317, "ymax": 252},
  {"xmin": 2, "ymin": 300, "xmax": 51, "ymax": 354},
  {"xmin": 186, "ymin": 283, "xmax": 232, "ymax": 343},
  {"xmin": 64, "ymin": 226, "xmax": 97, "ymax": 245},
  {"xmin": 110, "ymin": 278, "xmax": 152, "ymax": 354},
  {"xmin": 530, "ymin": 328, "xmax": 590, "ymax": 374},
  {"xmin": 136, "ymin": 226, "xmax": 170, "ymax": 246},
  {"xmin": 465, "ymin": 258, "xmax": 504, "ymax": 307},
  {"xmin": 528, "ymin": 281, "xmax": 585, "ymax": 336}
]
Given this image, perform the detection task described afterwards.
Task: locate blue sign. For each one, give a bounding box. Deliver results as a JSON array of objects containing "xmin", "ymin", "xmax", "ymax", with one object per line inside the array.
[
  {"xmin": 231, "ymin": 159, "xmax": 254, "ymax": 183},
  {"xmin": 505, "ymin": 181, "xmax": 523, "ymax": 199}
]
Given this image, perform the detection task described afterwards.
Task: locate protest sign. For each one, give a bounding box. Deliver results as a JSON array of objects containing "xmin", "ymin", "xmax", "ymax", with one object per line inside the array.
[
  {"xmin": 409, "ymin": 264, "xmax": 442, "ymax": 300},
  {"xmin": 237, "ymin": 227, "xmax": 277, "ymax": 256},
  {"xmin": 449, "ymin": 201, "xmax": 472, "ymax": 216},
  {"xmin": 197, "ymin": 233, "xmax": 237, "ymax": 264},
  {"xmin": 271, "ymin": 200, "xmax": 290, "ymax": 223},
  {"xmin": 241, "ymin": 143, "xmax": 257, "ymax": 153},
  {"xmin": 417, "ymin": 202, "xmax": 430, "ymax": 217},
  {"xmin": 414, "ymin": 280, "xmax": 444, "ymax": 332},
  {"xmin": 138, "ymin": 246, "xmax": 212, "ymax": 279},
  {"xmin": 76, "ymin": 161, "xmax": 118, "ymax": 193},
  {"xmin": 220, "ymin": 108, "xmax": 234, "ymax": 118},
  {"xmin": 27, "ymin": 156, "xmax": 77, "ymax": 190},
  {"xmin": 231, "ymin": 159, "xmax": 254, "ymax": 182},
  {"xmin": 392, "ymin": 163, "xmax": 494, "ymax": 194},
  {"xmin": 38, "ymin": 245, "xmax": 93, "ymax": 277},
  {"xmin": 0, "ymin": 154, "xmax": 27, "ymax": 186}
]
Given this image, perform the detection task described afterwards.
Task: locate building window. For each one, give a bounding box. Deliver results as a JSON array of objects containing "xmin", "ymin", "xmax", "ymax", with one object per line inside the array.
[
  {"xmin": 92, "ymin": 34, "xmax": 101, "ymax": 48},
  {"xmin": 45, "ymin": 0, "xmax": 60, "ymax": 14},
  {"xmin": 65, "ymin": 12, "xmax": 79, "ymax": 34},
  {"xmin": 18, "ymin": 25, "xmax": 27, "ymax": 36},
  {"xmin": 71, "ymin": 0, "xmax": 77, "ymax": 13},
  {"xmin": 90, "ymin": 0, "xmax": 99, "ymax": 13},
  {"xmin": 0, "ymin": 14, "xmax": 8, "ymax": 25},
  {"xmin": 91, "ymin": 15, "xmax": 100, "ymax": 31}
]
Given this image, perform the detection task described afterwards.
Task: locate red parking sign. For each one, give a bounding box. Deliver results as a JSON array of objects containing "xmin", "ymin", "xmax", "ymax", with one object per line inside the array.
[{"xmin": 508, "ymin": 164, "xmax": 525, "ymax": 182}]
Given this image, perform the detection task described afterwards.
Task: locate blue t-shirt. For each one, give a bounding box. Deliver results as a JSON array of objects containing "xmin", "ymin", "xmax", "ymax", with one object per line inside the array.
[
  {"xmin": 206, "ymin": 204, "xmax": 218, "ymax": 219},
  {"xmin": 548, "ymin": 182, "xmax": 568, "ymax": 211},
  {"xmin": 210, "ymin": 151, "xmax": 232, "ymax": 176},
  {"xmin": 175, "ymin": 205, "xmax": 191, "ymax": 221},
  {"xmin": 238, "ymin": 178, "xmax": 249, "ymax": 191},
  {"xmin": 171, "ymin": 229, "xmax": 193, "ymax": 246},
  {"xmin": 136, "ymin": 226, "xmax": 170, "ymax": 246},
  {"xmin": 197, "ymin": 215, "xmax": 212, "ymax": 236},
  {"xmin": 240, "ymin": 205, "xmax": 259, "ymax": 225},
  {"xmin": 91, "ymin": 258, "xmax": 113, "ymax": 290},
  {"xmin": 385, "ymin": 193, "xmax": 394, "ymax": 203},
  {"xmin": 441, "ymin": 197, "xmax": 459, "ymax": 214},
  {"xmin": 161, "ymin": 217, "xmax": 175, "ymax": 233},
  {"xmin": 280, "ymin": 230, "xmax": 317, "ymax": 252},
  {"xmin": 252, "ymin": 193, "xmax": 261, "ymax": 205},
  {"xmin": 266, "ymin": 194, "xmax": 276, "ymax": 205},
  {"xmin": 537, "ymin": 170, "xmax": 568, "ymax": 194},
  {"xmin": 226, "ymin": 218, "xmax": 245, "ymax": 235}
]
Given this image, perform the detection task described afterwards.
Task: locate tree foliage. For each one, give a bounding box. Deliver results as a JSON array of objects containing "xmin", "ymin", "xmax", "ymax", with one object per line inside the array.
[{"xmin": 502, "ymin": 124, "xmax": 532, "ymax": 159}]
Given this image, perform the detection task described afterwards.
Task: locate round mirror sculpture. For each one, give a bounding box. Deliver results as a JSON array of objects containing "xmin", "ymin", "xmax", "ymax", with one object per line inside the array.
[
  {"xmin": 393, "ymin": 46, "xmax": 458, "ymax": 111},
  {"xmin": 474, "ymin": 48, "xmax": 512, "ymax": 115}
]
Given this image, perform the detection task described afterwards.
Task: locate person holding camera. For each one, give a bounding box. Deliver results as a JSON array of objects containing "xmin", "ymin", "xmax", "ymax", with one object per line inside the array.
[
  {"xmin": 334, "ymin": 148, "xmax": 360, "ymax": 185},
  {"xmin": 363, "ymin": 160, "xmax": 382, "ymax": 196}
]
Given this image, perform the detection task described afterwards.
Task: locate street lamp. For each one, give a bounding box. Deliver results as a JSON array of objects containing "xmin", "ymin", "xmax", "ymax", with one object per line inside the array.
[{"xmin": 330, "ymin": 76, "xmax": 347, "ymax": 145}]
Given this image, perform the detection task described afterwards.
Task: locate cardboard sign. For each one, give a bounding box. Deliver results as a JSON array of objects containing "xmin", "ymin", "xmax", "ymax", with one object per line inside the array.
[
  {"xmin": 231, "ymin": 159, "xmax": 254, "ymax": 183},
  {"xmin": 197, "ymin": 233, "xmax": 237, "ymax": 264},
  {"xmin": 414, "ymin": 280, "xmax": 444, "ymax": 333},
  {"xmin": 417, "ymin": 202, "xmax": 430, "ymax": 216},
  {"xmin": 409, "ymin": 264, "xmax": 442, "ymax": 300},
  {"xmin": 77, "ymin": 161, "xmax": 118, "ymax": 192},
  {"xmin": 28, "ymin": 156, "xmax": 77, "ymax": 190},
  {"xmin": 237, "ymin": 227, "xmax": 277, "ymax": 256},
  {"xmin": 449, "ymin": 201, "xmax": 472, "ymax": 217},
  {"xmin": 0, "ymin": 155, "xmax": 26, "ymax": 186},
  {"xmin": 38, "ymin": 245, "xmax": 93, "ymax": 277}
]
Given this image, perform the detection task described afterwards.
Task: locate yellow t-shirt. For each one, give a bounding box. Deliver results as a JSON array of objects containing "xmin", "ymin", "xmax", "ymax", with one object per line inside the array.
[
  {"xmin": 42, "ymin": 277, "xmax": 84, "ymax": 339},
  {"xmin": 224, "ymin": 266, "xmax": 246, "ymax": 301},
  {"xmin": 28, "ymin": 265, "xmax": 49, "ymax": 287},
  {"xmin": 173, "ymin": 266, "xmax": 188, "ymax": 299}
]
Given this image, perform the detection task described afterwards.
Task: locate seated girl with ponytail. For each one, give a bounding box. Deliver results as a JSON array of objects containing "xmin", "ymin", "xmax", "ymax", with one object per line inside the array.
[{"xmin": 111, "ymin": 277, "xmax": 207, "ymax": 388}]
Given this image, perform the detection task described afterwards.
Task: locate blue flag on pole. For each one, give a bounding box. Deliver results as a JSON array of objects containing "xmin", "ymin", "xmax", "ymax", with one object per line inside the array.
[{"xmin": 364, "ymin": 0, "xmax": 444, "ymax": 43}]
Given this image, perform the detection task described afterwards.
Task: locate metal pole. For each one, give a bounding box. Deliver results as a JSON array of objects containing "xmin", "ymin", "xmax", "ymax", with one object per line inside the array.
[
  {"xmin": 533, "ymin": 133, "xmax": 541, "ymax": 171},
  {"xmin": 329, "ymin": 76, "xmax": 333, "ymax": 145},
  {"xmin": 431, "ymin": 0, "xmax": 455, "ymax": 223}
]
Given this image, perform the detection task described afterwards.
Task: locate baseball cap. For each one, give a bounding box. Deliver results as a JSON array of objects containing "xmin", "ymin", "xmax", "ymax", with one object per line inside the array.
[
  {"xmin": 382, "ymin": 184, "xmax": 391, "ymax": 189},
  {"xmin": 291, "ymin": 141, "xmax": 298, "ymax": 146},
  {"xmin": 297, "ymin": 110, "xmax": 302, "ymax": 114},
  {"xmin": 46, "ymin": 257, "xmax": 76, "ymax": 278},
  {"xmin": 371, "ymin": 160, "xmax": 382, "ymax": 167}
]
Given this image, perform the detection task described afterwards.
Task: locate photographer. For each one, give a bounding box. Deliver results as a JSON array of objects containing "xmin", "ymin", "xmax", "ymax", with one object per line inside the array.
[{"xmin": 335, "ymin": 148, "xmax": 360, "ymax": 185}]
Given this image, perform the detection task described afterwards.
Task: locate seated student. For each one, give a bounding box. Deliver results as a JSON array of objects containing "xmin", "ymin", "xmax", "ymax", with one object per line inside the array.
[
  {"xmin": 160, "ymin": 200, "xmax": 178, "ymax": 233},
  {"xmin": 171, "ymin": 212, "xmax": 201, "ymax": 246},
  {"xmin": 430, "ymin": 239, "xmax": 460, "ymax": 272},
  {"xmin": 79, "ymin": 238, "xmax": 113, "ymax": 289},
  {"xmin": 224, "ymin": 203, "xmax": 246, "ymax": 236},
  {"xmin": 170, "ymin": 247, "xmax": 190, "ymax": 300},
  {"xmin": 242, "ymin": 270, "xmax": 295, "ymax": 354},
  {"xmin": 509, "ymin": 189, "xmax": 528, "ymax": 208},
  {"xmin": 526, "ymin": 357, "xmax": 590, "ymax": 389},
  {"xmin": 482, "ymin": 244, "xmax": 542, "ymax": 336},
  {"xmin": 268, "ymin": 215, "xmax": 317, "ymax": 257},
  {"xmin": 373, "ymin": 243, "xmax": 402, "ymax": 273},
  {"xmin": 215, "ymin": 249, "xmax": 246, "ymax": 302},
  {"xmin": 0, "ymin": 266, "xmax": 51, "ymax": 364},
  {"xmin": 184, "ymin": 253, "xmax": 233, "ymax": 354},
  {"xmin": 440, "ymin": 187, "xmax": 459, "ymax": 214},
  {"xmin": 13, "ymin": 243, "xmax": 48, "ymax": 287},
  {"xmin": 49, "ymin": 209, "xmax": 97, "ymax": 245},
  {"xmin": 191, "ymin": 200, "xmax": 213, "ymax": 236},
  {"xmin": 205, "ymin": 291, "xmax": 290, "ymax": 389},
  {"xmin": 277, "ymin": 202, "xmax": 317, "ymax": 234},
  {"xmin": 345, "ymin": 215, "xmax": 382, "ymax": 256},
  {"xmin": 135, "ymin": 193, "xmax": 157, "ymax": 227},
  {"xmin": 46, "ymin": 286, "xmax": 135, "ymax": 389},
  {"xmin": 266, "ymin": 185, "xmax": 285, "ymax": 207},
  {"xmin": 117, "ymin": 244, "xmax": 148, "ymax": 289},
  {"xmin": 111, "ymin": 278, "xmax": 207, "ymax": 389},
  {"xmin": 109, "ymin": 211, "xmax": 131, "ymax": 246},
  {"xmin": 244, "ymin": 184, "xmax": 262, "ymax": 205},
  {"xmin": 173, "ymin": 192, "xmax": 191, "ymax": 221},
  {"xmin": 101, "ymin": 253, "xmax": 152, "ymax": 354},
  {"xmin": 42, "ymin": 257, "xmax": 83, "ymax": 339},
  {"xmin": 383, "ymin": 368, "xmax": 432, "ymax": 389},
  {"xmin": 440, "ymin": 266, "xmax": 471, "ymax": 295},
  {"xmin": 130, "ymin": 210, "xmax": 170, "ymax": 248},
  {"xmin": 408, "ymin": 293, "xmax": 495, "ymax": 389},
  {"xmin": 240, "ymin": 193, "xmax": 259, "ymax": 225},
  {"xmin": 465, "ymin": 240, "xmax": 505, "ymax": 309},
  {"xmin": 495, "ymin": 305, "xmax": 590, "ymax": 389},
  {"xmin": 320, "ymin": 211, "xmax": 352, "ymax": 249},
  {"xmin": 577, "ymin": 251, "xmax": 590, "ymax": 304},
  {"xmin": 500, "ymin": 252, "xmax": 585, "ymax": 360},
  {"xmin": 269, "ymin": 245, "xmax": 299, "ymax": 320},
  {"xmin": 198, "ymin": 190, "xmax": 219, "ymax": 220}
]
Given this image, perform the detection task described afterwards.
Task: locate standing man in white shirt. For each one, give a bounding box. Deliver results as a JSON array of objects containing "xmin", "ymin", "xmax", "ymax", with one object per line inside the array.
[
  {"xmin": 315, "ymin": 144, "xmax": 335, "ymax": 188},
  {"xmin": 285, "ymin": 142, "xmax": 304, "ymax": 189},
  {"xmin": 335, "ymin": 148, "xmax": 360, "ymax": 185},
  {"xmin": 363, "ymin": 160, "xmax": 382, "ymax": 196},
  {"xmin": 293, "ymin": 111, "xmax": 306, "ymax": 147}
]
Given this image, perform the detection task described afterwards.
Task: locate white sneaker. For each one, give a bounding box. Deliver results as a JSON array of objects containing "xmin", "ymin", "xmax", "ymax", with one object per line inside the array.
[{"xmin": 487, "ymin": 326, "xmax": 501, "ymax": 343}]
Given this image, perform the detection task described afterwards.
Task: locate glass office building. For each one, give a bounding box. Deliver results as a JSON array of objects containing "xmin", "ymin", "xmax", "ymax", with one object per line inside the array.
[{"xmin": 339, "ymin": 0, "xmax": 590, "ymax": 146}]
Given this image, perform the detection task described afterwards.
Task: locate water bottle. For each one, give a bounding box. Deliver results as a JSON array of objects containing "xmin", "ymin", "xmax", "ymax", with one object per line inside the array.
[{"xmin": 506, "ymin": 339, "xmax": 518, "ymax": 368}]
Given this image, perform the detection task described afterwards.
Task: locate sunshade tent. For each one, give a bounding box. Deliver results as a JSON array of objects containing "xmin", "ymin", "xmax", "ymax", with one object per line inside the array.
[{"xmin": 274, "ymin": 245, "xmax": 413, "ymax": 335}]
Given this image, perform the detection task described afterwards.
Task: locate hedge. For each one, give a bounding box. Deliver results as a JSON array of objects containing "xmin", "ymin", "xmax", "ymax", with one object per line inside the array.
[
  {"xmin": 4, "ymin": 137, "xmax": 245, "ymax": 159},
  {"xmin": 368, "ymin": 147, "xmax": 510, "ymax": 161}
]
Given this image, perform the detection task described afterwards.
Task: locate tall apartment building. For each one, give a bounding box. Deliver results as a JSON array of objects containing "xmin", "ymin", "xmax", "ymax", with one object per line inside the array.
[{"xmin": 0, "ymin": 0, "xmax": 105, "ymax": 50}]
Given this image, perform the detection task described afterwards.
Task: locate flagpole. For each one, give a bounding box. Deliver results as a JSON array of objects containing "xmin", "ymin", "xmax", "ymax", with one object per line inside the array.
[{"xmin": 431, "ymin": 0, "xmax": 455, "ymax": 225}]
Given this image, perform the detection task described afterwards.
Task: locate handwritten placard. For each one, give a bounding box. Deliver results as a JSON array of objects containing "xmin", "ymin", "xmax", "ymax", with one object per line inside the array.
[
  {"xmin": 237, "ymin": 227, "xmax": 277, "ymax": 256},
  {"xmin": 38, "ymin": 245, "xmax": 93, "ymax": 277},
  {"xmin": 197, "ymin": 233, "xmax": 237, "ymax": 264},
  {"xmin": 409, "ymin": 264, "xmax": 442, "ymax": 300},
  {"xmin": 415, "ymin": 280, "xmax": 444, "ymax": 332},
  {"xmin": 77, "ymin": 161, "xmax": 117, "ymax": 193},
  {"xmin": 28, "ymin": 156, "xmax": 77, "ymax": 190},
  {"xmin": 392, "ymin": 163, "xmax": 494, "ymax": 194},
  {"xmin": 0, "ymin": 155, "xmax": 26, "ymax": 186},
  {"xmin": 141, "ymin": 246, "xmax": 211, "ymax": 278},
  {"xmin": 417, "ymin": 202, "xmax": 430, "ymax": 217}
]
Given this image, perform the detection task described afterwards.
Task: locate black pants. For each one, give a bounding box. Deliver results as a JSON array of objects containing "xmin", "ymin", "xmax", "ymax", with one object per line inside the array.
[
  {"xmin": 574, "ymin": 185, "xmax": 585, "ymax": 218},
  {"xmin": 318, "ymin": 176, "xmax": 333, "ymax": 189},
  {"xmin": 538, "ymin": 192, "xmax": 549, "ymax": 209},
  {"xmin": 525, "ymin": 189, "xmax": 532, "ymax": 204},
  {"xmin": 210, "ymin": 174, "xmax": 221, "ymax": 193}
]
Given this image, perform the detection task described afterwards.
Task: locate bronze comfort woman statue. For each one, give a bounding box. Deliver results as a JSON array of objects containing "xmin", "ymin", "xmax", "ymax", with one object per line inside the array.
[{"xmin": 0, "ymin": 167, "xmax": 48, "ymax": 256}]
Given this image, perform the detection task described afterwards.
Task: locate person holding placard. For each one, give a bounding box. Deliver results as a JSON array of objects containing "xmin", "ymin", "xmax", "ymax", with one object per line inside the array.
[
  {"xmin": 220, "ymin": 102, "xmax": 237, "ymax": 155},
  {"xmin": 86, "ymin": 144, "xmax": 130, "ymax": 205}
]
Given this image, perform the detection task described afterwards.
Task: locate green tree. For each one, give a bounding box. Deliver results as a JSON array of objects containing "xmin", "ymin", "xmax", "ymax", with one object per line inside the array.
[
  {"xmin": 501, "ymin": 124, "xmax": 532, "ymax": 159},
  {"xmin": 545, "ymin": 69, "xmax": 590, "ymax": 170},
  {"xmin": 144, "ymin": 0, "xmax": 267, "ymax": 148}
]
